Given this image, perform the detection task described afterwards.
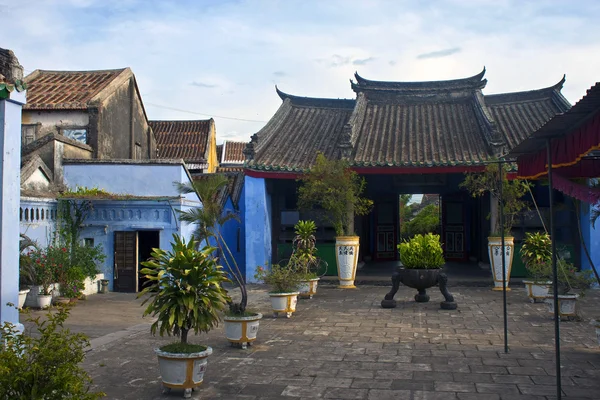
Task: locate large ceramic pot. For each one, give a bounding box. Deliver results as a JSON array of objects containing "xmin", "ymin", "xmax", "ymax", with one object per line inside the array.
[
  {"xmin": 399, "ymin": 268, "xmax": 441, "ymax": 302},
  {"xmin": 335, "ymin": 236, "xmax": 359, "ymax": 288},
  {"xmin": 523, "ymin": 280, "xmax": 552, "ymax": 303},
  {"xmin": 18, "ymin": 289, "xmax": 30, "ymax": 309},
  {"xmin": 269, "ymin": 292, "xmax": 299, "ymax": 318},
  {"xmin": 298, "ymin": 278, "xmax": 320, "ymax": 299},
  {"xmin": 545, "ymin": 294, "xmax": 578, "ymax": 318},
  {"xmin": 488, "ymin": 236, "xmax": 514, "ymax": 291},
  {"xmin": 223, "ymin": 313, "xmax": 262, "ymax": 349},
  {"xmin": 36, "ymin": 294, "xmax": 53, "ymax": 309},
  {"xmin": 156, "ymin": 346, "xmax": 212, "ymax": 398}
]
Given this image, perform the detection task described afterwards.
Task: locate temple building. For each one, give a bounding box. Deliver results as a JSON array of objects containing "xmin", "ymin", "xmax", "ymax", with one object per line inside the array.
[{"xmin": 243, "ymin": 69, "xmax": 575, "ymax": 279}]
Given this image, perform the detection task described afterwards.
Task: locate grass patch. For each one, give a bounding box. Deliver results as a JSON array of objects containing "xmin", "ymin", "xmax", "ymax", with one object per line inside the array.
[
  {"xmin": 159, "ymin": 342, "xmax": 207, "ymax": 354},
  {"xmin": 224, "ymin": 310, "xmax": 260, "ymax": 318}
]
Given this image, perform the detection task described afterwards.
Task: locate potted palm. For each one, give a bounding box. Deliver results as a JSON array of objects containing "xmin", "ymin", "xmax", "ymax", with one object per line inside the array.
[
  {"xmin": 176, "ymin": 174, "xmax": 262, "ymax": 350},
  {"xmin": 544, "ymin": 258, "xmax": 594, "ymax": 319},
  {"xmin": 397, "ymin": 233, "xmax": 446, "ymax": 302},
  {"xmin": 291, "ymin": 220, "xmax": 320, "ymax": 299},
  {"xmin": 460, "ymin": 163, "xmax": 529, "ymax": 291},
  {"xmin": 298, "ymin": 153, "xmax": 373, "ymax": 288},
  {"xmin": 254, "ymin": 263, "xmax": 302, "ymax": 318},
  {"xmin": 139, "ymin": 235, "xmax": 230, "ymax": 398},
  {"xmin": 520, "ymin": 232, "xmax": 553, "ymax": 302}
]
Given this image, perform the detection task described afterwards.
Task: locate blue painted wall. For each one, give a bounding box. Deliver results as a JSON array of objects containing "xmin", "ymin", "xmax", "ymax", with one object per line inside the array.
[
  {"xmin": 244, "ymin": 176, "xmax": 271, "ymax": 283},
  {"xmin": 580, "ymin": 201, "xmax": 600, "ymax": 278},
  {"xmin": 19, "ymin": 198, "xmax": 57, "ymax": 248},
  {"xmin": 0, "ymin": 91, "xmax": 26, "ymax": 328},
  {"xmin": 219, "ymin": 184, "xmax": 246, "ymax": 281}
]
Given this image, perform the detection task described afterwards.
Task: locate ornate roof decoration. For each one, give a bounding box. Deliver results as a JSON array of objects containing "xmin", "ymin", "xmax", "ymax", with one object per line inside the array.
[{"xmin": 245, "ymin": 70, "xmax": 570, "ymax": 173}]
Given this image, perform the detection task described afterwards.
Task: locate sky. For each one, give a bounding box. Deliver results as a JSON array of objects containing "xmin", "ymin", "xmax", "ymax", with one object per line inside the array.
[{"xmin": 2, "ymin": 0, "xmax": 600, "ymax": 144}]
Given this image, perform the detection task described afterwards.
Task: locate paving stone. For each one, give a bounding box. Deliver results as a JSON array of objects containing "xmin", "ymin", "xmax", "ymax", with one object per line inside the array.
[
  {"xmin": 367, "ymin": 389, "xmax": 411, "ymax": 400},
  {"xmin": 434, "ymin": 381, "xmax": 476, "ymax": 392},
  {"xmin": 475, "ymin": 383, "xmax": 520, "ymax": 394},
  {"xmin": 452, "ymin": 372, "xmax": 493, "ymax": 383},
  {"xmin": 281, "ymin": 385, "xmax": 326, "ymax": 398},
  {"xmin": 412, "ymin": 390, "xmax": 459, "ymax": 399},
  {"xmin": 312, "ymin": 377, "xmax": 353, "ymax": 388},
  {"xmin": 240, "ymin": 384, "xmax": 287, "ymax": 397},
  {"xmin": 323, "ymin": 387, "xmax": 368, "ymax": 399},
  {"xmin": 457, "ymin": 394, "xmax": 499, "ymax": 400},
  {"xmin": 350, "ymin": 378, "xmax": 392, "ymax": 389},
  {"xmin": 391, "ymin": 379, "xmax": 435, "ymax": 391}
]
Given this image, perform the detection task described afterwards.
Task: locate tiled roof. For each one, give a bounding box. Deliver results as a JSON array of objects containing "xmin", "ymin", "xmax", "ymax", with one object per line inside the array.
[
  {"xmin": 486, "ymin": 78, "xmax": 571, "ymax": 149},
  {"xmin": 246, "ymin": 88, "xmax": 355, "ymax": 172},
  {"xmin": 216, "ymin": 144, "xmax": 223, "ymax": 163},
  {"xmin": 246, "ymin": 70, "xmax": 570, "ymax": 172},
  {"xmin": 24, "ymin": 69, "xmax": 128, "ymax": 110},
  {"xmin": 151, "ymin": 119, "xmax": 213, "ymax": 163},
  {"xmin": 221, "ymin": 140, "xmax": 247, "ymax": 164}
]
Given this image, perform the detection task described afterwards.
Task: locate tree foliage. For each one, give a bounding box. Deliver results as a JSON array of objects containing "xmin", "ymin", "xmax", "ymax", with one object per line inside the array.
[{"xmin": 401, "ymin": 204, "xmax": 439, "ymax": 238}]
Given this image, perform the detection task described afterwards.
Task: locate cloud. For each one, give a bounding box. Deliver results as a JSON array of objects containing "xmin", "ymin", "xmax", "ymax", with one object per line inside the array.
[
  {"xmin": 353, "ymin": 57, "xmax": 375, "ymax": 66},
  {"xmin": 272, "ymin": 71, "xmax": 286, "ymax": 77},
  {"xmin": 190, "ymin": 81, "xmax": 218, "ymax": 88},
  {"xmin": 389, "ymin": 60, "xmax": 397, "ymax": 66},
  {"xmin": 330, "ymin": 54, "xmax": 352, "ymax": 67},
  {"xmin": 417, "ymin": 47, "xmax": 462, "ymax": 59}
]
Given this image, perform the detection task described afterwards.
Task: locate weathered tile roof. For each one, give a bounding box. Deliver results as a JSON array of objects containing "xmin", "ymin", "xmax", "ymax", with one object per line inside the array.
[
  {"xmin": 216, "ymin": 144, "xmax": 223, "ymax": 163},
  {"xmin": 245, "ymin": 69, "xmax": 571, "ymax": 172},
  {"xmin": 486, "ymin": 77, "xmax": 571, "ymax": 149},
  {"xmin": 24, "ymin": 69, "xmax": 129, "ymax": 110},
  {"xmin": 151, "ymin": 119, "xmax": 213, "ymax": 163},
  {"xmin": 245, "ymin": 88, "xmax": 355, "ymax": 172},
  {"xmin": 221, "ymin": 140, "xmax": 247, "ymax": 164}
]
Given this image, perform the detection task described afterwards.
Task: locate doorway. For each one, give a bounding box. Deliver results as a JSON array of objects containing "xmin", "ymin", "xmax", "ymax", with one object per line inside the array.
[{"xmin": 113, "ymin": 230, "xmax": 160, "ymax": 293}]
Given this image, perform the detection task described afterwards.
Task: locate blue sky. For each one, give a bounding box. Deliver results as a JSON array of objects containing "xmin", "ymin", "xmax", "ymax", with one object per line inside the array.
[{"xmin": 2, "ymin": 0, "xmax": 600, "ymax": 143}]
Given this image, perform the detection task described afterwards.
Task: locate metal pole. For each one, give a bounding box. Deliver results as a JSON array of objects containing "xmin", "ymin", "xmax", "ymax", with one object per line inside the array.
[
  {"xmin": 499, "ymin": 161, "xmax": 508, "ymax": 353},
  {"xmin": 547, "ymin": 139, "xmax": 562, "ymax": 399}
]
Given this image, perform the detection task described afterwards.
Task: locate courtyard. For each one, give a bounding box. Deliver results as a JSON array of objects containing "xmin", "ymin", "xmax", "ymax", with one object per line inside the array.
[{"xmin": 35, "ymin": 283, "xmax": 600, "ymax": 399}]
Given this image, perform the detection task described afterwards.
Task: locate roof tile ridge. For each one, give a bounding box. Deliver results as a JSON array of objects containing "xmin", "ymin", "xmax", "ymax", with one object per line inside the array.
[
  {"xmin": 338, "ymin": 92, "xmax": 366, "ymax": 159},
  {"xmin": 245, "ymin": 98, "xmax": 293, "ymax": 163},
  {"xmin": 471, "ymin": 90, "xmax": 507, "ymax": 157}
]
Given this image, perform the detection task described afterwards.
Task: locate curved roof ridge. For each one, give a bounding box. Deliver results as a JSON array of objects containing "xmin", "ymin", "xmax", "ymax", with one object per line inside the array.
[
  {"xmin": 485, "ymin": 75, "xmax": 567, "ymax": 104},
  {"xmin": 275, "ymin": 86, "xmax": 355, "ymax": 108},
  {"xmin": 352, "ymin": 67, "xmax": 486, "ymax": 90}
]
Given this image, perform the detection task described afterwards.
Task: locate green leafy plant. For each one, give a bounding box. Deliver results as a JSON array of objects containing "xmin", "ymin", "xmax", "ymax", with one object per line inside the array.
[
  {"xmin": 520, "ymin": 232, "xmax": 553, "ymax": 282},
  {"xmin": 290, "ymin": 220, "xmax": 319, "ymax": 279},
  {"xmin": 254, "ymin": 263, "xmax": 302, "ymax": 293},
  {"xmin": 298, "ymin": 153, "xmax": 373, "ymax": 236},
  {"xmin": 398, "ymin": 233, "xmax": 445, "ymax": 269},
  {"xmin": 401, "ymin": 204, "xmax": 440, "ymax": 238},
  {"xmin": 556, "ymin": 258, "xmax": 595, "ymax": 297},
  {"xmin": 19, "ymin": 234, "xmax": 39, "ymax": 290},
  {"xmin": 175, "ymin": 175, "xmax": 248, "ymax": 316},
  {"xmin": 0, "ymin": 304, "xmax": 105, "ymax": 399},
  {"xmin": 138, "ymin": 235, "xmax": 231, "ymax": 348},
  {"xmin": 460, "ymin": 163, "xmax": 530, "ymax": 235}
]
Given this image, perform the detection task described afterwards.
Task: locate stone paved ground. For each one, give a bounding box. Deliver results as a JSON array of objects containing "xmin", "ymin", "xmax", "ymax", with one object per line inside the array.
[{"xmin": 81, "ymin": 284, "xmax": 600, "ymax": 399}]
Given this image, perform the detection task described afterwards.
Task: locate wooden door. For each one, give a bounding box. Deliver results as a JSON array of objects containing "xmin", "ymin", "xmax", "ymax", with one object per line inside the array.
[
  {"xmin": 442, "ymin": 198, "xmax": 467, "ymax": 261},
  {"xmin": 114, "ymin": 231, "xmax": 138, "ymax": 292},
  {"xmin": 375, "ymin": 201, "xmax": 397, "ymax": 261}
]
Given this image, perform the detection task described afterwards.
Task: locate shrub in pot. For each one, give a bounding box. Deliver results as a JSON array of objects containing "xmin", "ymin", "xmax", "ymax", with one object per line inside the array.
[
  {"xmin": 544, "ymin": 258, "xmax": 595, "ymax": 319},
  {"xmin": 291, "ymin": 220, "xmax": 321, "ymax": 299},
  {"xmin": 255, "ymin": 263, "xmax": 302, "ymax": 318},
  {"xmin": 397, "ymin": 233, "xmax": 445, "ymax": 302},
  {"xmin": 520, "ymin": 232, "xmax": 553, "ymax": 302},
  {"xmin": 298, "ymin": 153, "xmax": 373, "ymax": 288},
  {"xmin": 29, "ymin": 246, "xmax": 56, "ymax": 308},
  {"xmin": 461, "ymin": 163, "xmax": 530, "ymax": 290},
  {"xmin": 0, "ymin": 304, "xmax": 105, "ymax": 399},
  {"xmin": 139, "ymin": 235, "xmax": 230, "ymax": 398}
]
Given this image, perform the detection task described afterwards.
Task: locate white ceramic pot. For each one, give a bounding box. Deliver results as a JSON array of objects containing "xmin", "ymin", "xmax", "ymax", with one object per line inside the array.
[
  {"xmin": 545, "ymin": 294, "xmax": 579, "ymax": 318},
  {"xmin": 336, "ymin": 236, "xmax": 360, "ymax": 288},
  {"xmin": 223, "ymin": 313, "xmax": 262, "ymax": 349},
  {"xmin": 269, "ymin": 292, "xmax": 299, "ymax": 318},
  {"xmin": 36, "ymin": 294, "xmax": 53, "ymax": 309},
  {"xmin": 155, "ymin": 346, "xmax": 212, "ymax": 398},
  {"xmin": 523, "ymin": 280, "xmax": 552, "ymax": 303},
  {"xmin": 298, "ymin": 278, "xmax": 320, "ymax": 299},
  {"xmin": 18, "ymin": 289, "xmax": 30, "ymax": 309},
  {"xmin": 487, "ymin": 236, "xmax": 514, "ymax": 291}
]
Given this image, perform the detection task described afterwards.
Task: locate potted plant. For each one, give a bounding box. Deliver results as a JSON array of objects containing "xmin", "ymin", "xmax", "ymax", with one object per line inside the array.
[
  {"xmin": 18, "ymin": 234, "xmax": 38, "ymax": 309},
  {"xmin": 397, "ymin": 233, "xmax": 445, "ymax": 302},
  {"xmin": 520, "ymin": 232, "xmax": 553, "ymax": 302},
  {"xmin": 176, "ymin": 174, "xmax": 263, "ymax": 350},
  {"xmin": 544, "ymin": 258, "xmax": 594, "ymax": 319},
  {"xmin": 460, "ymin": 163, "xmax": 529, "ymax": 290},
  {"xmin": 138, "ymin": 235, "xmax": 230, "ymax": 397},
  {"xmin": 298, "ymin": 153, "xmax": 373, "ymax": 288},
  {"xmin": 254, "ymin": 263, "xmax": 302, "ymax": 318},
  {"xmin": 291, "ymin": 220, "xmax": 321, "ymax": 299},
  {"xmin": 29, "ymin": 246, "xmax": 56, "ymax": 309}
]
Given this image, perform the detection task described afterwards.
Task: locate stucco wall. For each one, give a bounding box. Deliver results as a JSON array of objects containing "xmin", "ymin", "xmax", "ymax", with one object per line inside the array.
[
  {"xmin": 219, "ymin": 187, "xmax": 245, "ymax": 280},
  {"xmin": 580, "ymin": 201, "xmax": 600, "ymax": 279},
  {"xmin": 22, "ymin": 109, "xmax": 89, "ymax": 139},
  {"xmin": 20, "ymin": 198, "xmax": 58, "ymax": 248},
  {"xmin": 64, "ymin": 163, "xmax": 191, "ymax": 197},
  {"xmin": 244, "ymin": 176, "xmax": 271, "ymax": 283}
]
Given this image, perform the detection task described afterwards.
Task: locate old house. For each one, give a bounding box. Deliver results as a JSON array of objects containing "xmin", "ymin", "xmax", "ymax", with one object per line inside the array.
[
  {"xmin": 217, "ymin": 140, "xmax": 246, "ymax": 172},
  {"xmin": 243, "ymin": 69, "xmax": 573, "ymax": 280},
  {"xmin": 151, "ymin": 119, "xmax": 218, "ymax": 173}
]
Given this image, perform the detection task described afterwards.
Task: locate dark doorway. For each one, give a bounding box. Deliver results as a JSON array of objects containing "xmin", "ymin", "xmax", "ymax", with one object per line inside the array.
[
  {"xmin": 138, "ymin": 231, "xmax": 160, "ymax": 291},
  {"xmin": 114, "ymin": 231, "xmax": 137, "ymax": 292}
]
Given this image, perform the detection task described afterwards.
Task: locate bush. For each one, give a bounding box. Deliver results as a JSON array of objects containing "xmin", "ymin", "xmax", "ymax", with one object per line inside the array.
[
  {"xmin": 0, "ymin": 304, "xmax": 105, "ymax": 399},
  {"xmin": 254, "ymin": 263, "xmax": 302, "ymax": 293},
  {"xmin": 521, "ymin": 232, "xmax": 552, "ymax": 282},
  {"xmin": 398, "ymin": 233, "xmax": 445, "ymax": 269}
]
